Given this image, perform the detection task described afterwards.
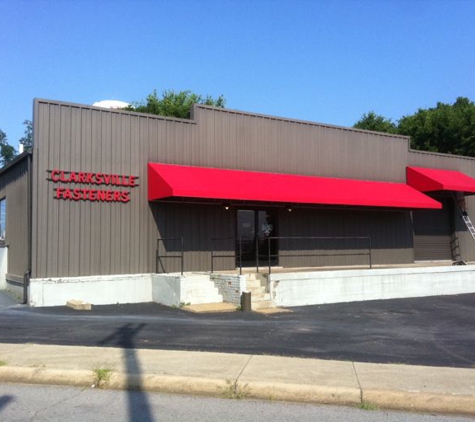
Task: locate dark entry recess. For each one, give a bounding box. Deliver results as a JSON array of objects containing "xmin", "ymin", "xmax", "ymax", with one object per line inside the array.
[
  {"xmin": 236, "ymin": 209, "xmax": 278, "ymax": 267},
  {"xmin": 412, "ymin": 197, "xmax": 453, "ymax": 261}
]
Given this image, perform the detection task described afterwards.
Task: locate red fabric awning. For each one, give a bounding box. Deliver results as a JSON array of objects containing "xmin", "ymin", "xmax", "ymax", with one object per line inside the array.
[
  {"xmin": 407, "ymin": 166, "xmax": 475, "ymax": 195},
  {"xmin": 148, "ymin": 163, "xmax": 441, "ymax": 209}
]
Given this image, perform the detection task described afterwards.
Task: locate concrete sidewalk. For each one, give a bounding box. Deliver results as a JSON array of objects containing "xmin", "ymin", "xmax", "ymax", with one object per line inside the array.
[{"xmin": 0, "ymin": 343, "xmax": 474, "ymax": 416}]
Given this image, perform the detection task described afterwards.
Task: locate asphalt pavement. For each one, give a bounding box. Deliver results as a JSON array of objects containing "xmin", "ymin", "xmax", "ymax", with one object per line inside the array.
[{"xmin": 0, "ymin": 291, "xmax": 474, "ymax": 368}]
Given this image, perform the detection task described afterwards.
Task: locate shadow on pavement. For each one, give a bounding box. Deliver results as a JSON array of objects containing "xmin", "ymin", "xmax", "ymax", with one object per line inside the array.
[
  {"xmin": 0, "ymin": 395, "xmax": 14, "ymax": 412},
  {"xmin": 99, "ymin": 323, "xmax": 154, "ymax": 422}
]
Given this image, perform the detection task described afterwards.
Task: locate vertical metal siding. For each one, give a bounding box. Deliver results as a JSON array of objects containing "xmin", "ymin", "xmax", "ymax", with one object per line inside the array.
[
  {"xmin": 32, "ymin": 100, "xmax": 431, "ymax": 277},
  {"xmin": 0, "ymin": 157, "xmax": 30, "ymax": 278},
  {"xmin": 409, "ymin": 150, "xmax": 475, "ymax": 261}
]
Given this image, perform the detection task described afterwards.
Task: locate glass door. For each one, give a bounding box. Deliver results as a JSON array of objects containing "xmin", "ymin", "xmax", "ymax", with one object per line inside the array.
[{"xmin": 236, "ymin": 209, "xmax": 278, "ymax": 267}]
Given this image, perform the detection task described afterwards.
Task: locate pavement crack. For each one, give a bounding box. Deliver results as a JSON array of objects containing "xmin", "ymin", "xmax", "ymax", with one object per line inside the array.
[
  {"xmin": 235, "ymin": 354, "xmax": 254, "ymax": 384},
  {"xmin": 352, "ymin": 361, "xmax": 364, "ymax": 404}
]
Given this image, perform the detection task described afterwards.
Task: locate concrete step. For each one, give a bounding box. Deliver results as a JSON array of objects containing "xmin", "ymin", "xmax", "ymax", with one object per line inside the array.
[
  {"xmin": 246, "ymin": 279, "xmax": 265, "ymax": 289},
  {"xmin": 181, "ymin": 274, "xmax": 225, "ymax": 305},
  {"xmin": 251, "ymin": 292, "xmax": 271, "ymax": 302},
  {"xmin": 182, "ymin": 282, "xmax": 220, "ymax": 291},
  {"xmin": 184, "ymin": 295, "xmax": 224, "ymax": 305},
  {"xmin": 252, "ymin": 300, "xmax": 275, "ymax": 310}
]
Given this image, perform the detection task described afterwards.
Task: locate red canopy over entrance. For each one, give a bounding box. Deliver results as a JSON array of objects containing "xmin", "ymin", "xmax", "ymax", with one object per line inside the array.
[
  {"xmin": 407, "ymin": 166, "xmax": 475, "ymax": 195},
  {"xmin": 148, "ymin": 163, "xmax": 441, "ymax": 209}
]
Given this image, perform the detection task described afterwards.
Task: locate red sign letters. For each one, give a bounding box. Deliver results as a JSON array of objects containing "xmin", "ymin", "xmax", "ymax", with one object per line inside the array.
[{"xmin": 49, "ymin": 169, "xmax": 138, "ymax": 203}]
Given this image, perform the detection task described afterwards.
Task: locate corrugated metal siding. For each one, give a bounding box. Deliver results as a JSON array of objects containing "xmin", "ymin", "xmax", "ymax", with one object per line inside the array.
[
  {"xmin": 152, "ymin": 204, "xmax": 414, "ymax": 271},
  {"xmin": 278, "ymin": 208, "xmax": 414, "ymax": 266},
  {"xmin": 409, "ymin": 150, "xmax": 475, "ymax": 261},
  {"xmin": 33, "ymin": 100, "xmax": 451, "ymax": 278},
  {"xmin": 0, "ymin": 157, "xmax": 30, "ymax": 278},
  {"xmin": 32, "ymin": 100, "xmax": 198, "ymax": 278},
  {"xmin": 153, "ymin": 202, "xmax": 235, "ymax": 273},
  {"xmin": 194, "ymin": 107, "xmax": 410, "ymax": 182},
  {"xmin": 412, "ymin": 198, "xmax": 452, "ymax": 261}
]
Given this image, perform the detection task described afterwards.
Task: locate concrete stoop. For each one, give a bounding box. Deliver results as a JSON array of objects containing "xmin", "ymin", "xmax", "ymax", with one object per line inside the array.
[
  {"xmin": 181, "ymin": 274, "xmax": 223, "ymax": 305},
  {"xmin": 246, "ymin": 273, "xmax": 276, "ymax": 311}
]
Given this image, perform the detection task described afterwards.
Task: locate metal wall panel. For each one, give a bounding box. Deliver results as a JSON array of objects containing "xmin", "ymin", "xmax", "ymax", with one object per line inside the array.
[
  {"xmin": 194, "ymin": 107, "xmax": 411, "ymax": 182},
  {"xmin": 0, "ymin": 156, "xmax": 30, "ymax": 278},
  {"xmin": 32, "ymin": 100, "xmax": 197, "ymax": 278},
  {"xmin": 32, "ymin": 100, "xmax": 443, "ymax": 277},
  {"xmin": 409, "ymin": 150, "xmax": 475, "ymax": 261}
]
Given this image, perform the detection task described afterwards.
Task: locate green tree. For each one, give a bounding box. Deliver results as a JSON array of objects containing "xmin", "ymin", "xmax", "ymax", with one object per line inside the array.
[
  {"xmin": 0, "ymin": 130, "xmax": 16, "ymax": 167},
  {"xmin": 127, "ymin": 89, "xmax": 226, "ymax": 119},
  {"xmin": 353, "ymin": 111, "xmax": 398, "ymax": 134},
  {"xmin": 354, "ymin": 97, "xmax": 475, "ymax": 157},
  {"xmin": 398, "ymin": 97, "xmax": 475, "ymax": 156},
  {"xmin": 19, "ymin": 119, "xmax": 33, "ymax": 148}
]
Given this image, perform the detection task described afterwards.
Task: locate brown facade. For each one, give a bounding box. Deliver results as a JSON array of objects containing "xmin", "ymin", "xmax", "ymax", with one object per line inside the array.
[
  {"xmin": 0, "ymin": 153, "xmax": 31, "ymax": 282},
  {"xmin": 1, "ymin": 98, "xmax": 473, "ymax": 280}
]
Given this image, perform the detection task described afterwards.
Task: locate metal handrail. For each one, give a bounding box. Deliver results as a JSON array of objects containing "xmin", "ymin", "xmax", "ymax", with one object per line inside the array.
[
  {"xmin": 265, "ymin": 236, "xmax": 372, "ymax": 274},
  {"xmin": 210, "ymin": 235, "xmax": 372, "ymax": 275},
  {"xmin": 156, "ymin": 237, "xmax": 184, "ymax": 275}
]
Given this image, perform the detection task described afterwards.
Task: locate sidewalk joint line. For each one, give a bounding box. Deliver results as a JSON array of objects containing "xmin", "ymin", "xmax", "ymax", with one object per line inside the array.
[{"xmin": 352, "ymin": 361, "xmax": 363, "ymax": 403}]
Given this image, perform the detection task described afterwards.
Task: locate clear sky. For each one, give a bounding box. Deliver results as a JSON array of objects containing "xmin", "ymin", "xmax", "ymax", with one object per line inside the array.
[{"xmin": 1, "ymin": 0, "xmax": 474, "ymax": 148}]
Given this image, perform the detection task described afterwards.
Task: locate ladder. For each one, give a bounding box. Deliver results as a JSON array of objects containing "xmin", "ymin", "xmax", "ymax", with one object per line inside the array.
[{"xmin": 460, "ymin": 210, "xmax": 475, "ymax": 240}]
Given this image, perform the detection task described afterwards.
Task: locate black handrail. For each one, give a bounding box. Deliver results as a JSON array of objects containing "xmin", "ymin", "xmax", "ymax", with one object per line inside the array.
[
  {"xmin": 265, "ymin": 236, "xmax": 372, "ymax": 275},
  {"xmin": 210, "ymin": 237, "xmax": 239, "ymax": 273},
  {"xmin": 156, "ymin": 237, "xmax": 184, "ymax": 275},
  {"xmin": 211, "ymin": 235, "xmax": 372, "ymax": 275}
]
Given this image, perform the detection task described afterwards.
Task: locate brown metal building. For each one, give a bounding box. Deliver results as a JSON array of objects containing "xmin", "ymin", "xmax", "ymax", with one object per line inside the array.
[{"xmin": 1, "ymin": 98, "xmax": 475, "ymax": 304}]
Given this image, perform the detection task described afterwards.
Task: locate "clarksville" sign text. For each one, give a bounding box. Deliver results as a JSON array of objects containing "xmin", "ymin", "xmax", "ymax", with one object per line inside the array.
[{"xmin": 49, "ymin": 169, "xmax": 139, "ymax": 203}]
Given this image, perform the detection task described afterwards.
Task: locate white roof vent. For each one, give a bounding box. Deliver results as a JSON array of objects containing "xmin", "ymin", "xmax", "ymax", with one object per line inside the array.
[{"xmin": 92, "ymin": 100, "xmax": 130, "ymax": 109}]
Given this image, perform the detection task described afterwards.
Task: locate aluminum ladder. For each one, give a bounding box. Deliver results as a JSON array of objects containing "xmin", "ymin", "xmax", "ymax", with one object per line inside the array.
[{"xmin": 460, "ymin": 210, "xmax": 475, "ymax": 240}]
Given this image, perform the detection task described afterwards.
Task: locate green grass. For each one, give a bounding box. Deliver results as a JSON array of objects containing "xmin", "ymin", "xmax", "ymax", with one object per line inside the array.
[
  {"xmin": 0, "ymin": 360, "xmax": 7, "ymax": 367},
  {"xmin": 357, "ymin": 401, "xmax": 378, "ymax": 411},
  {"xmin": 221, "ymin": 380, "xmax": 249, "ymax": 399},
  {"xmin": 92, "ymin": 367, "xmax": 112, "ymax": 388}
]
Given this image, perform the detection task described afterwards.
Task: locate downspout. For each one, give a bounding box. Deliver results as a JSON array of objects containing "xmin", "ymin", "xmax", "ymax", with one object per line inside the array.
[{"xmin": 23, "ymin": 152, "xmax": 33, "ymax": 304}]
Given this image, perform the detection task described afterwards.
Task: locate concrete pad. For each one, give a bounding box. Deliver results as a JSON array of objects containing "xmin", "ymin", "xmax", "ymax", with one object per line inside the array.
[
  {"xmin": 239, "ymin": 355, "xmax": 361, "ymax": 405},
  {"xmin": 131, "ymin": 348, "xmax": 251, "ymax": 381},
  {"xmin": 254, "ymin": 307, "xmax": 292, "ymax": 314},
  {"xmin": 0, "ymin": 344, "xmax": 123, "ymax": 371},
  {"xmin": 183, "ymin": 303, "xmax": 237, "ymax": 313},
  {"xmin": 66, "ymin": 299, "xmax": 91, "ymax": 310},
  {"xmin": 1, "ymin": 343, "xmax": 475, "ymax": 415},
  {"xmin": 354, "ymin": 361, "xmax": 475, "ymax": 414}
]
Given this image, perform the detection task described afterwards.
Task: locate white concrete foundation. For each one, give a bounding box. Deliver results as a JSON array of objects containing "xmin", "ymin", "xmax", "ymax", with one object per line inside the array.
[
  {"xmin": 0, "ymin": 247, "xmax": 7, "ymax": 290},
  {"xmin": 152, "ymin": 273, "xmax": 223, "ymax": 307},
  {"xmin": 271, "ymin": 265, "xmax": 475, "ymax": 307},
  {"xmin": 26, "ymin": 265, "xmax": 475, "ymax": 308},
  {"xmin": 28, "ymin": 274, "xmax": 153, "ymax": 307}
]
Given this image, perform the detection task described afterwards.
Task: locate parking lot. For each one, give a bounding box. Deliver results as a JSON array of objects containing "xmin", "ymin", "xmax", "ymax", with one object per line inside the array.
[{"xmin": 0, "ymin": 291, "xmax": 474, "ymax": 368}]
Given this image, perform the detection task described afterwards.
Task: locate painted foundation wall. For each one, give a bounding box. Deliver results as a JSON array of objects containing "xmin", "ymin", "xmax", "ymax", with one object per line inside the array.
[
  {"xmin": 271, "ymin": 266, "xmax": 475, "ymax": 307},
  {"xmin": 151, "ymin": 274, "xmax": 181, "ymax": 307},
  {"xmin": 0, "ymin": 248, "xmax": 7, "ymax": 290},
  {"xmin": 28, "ymin": 274, "xmax": 153, "ymax": 307}
]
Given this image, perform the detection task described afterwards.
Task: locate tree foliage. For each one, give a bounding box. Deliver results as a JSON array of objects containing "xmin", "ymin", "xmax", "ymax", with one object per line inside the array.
[
  {"xmin": 0, "ymin": 130, "xmax": 16, "ymax": 167},
  {"xmin": 127, "ymin": 89, "xmax": 226, "ymax": 119},
  {"xmin": 353, "ymin": 97, "xmax": 475, "ymax": 157},
  {"xmin": 19, "ymin": 119, "xmax": 33, "ymax": 148},
  {"xmin": 353, "ymin": 111, "xmax": 398, "ymax": 134}
]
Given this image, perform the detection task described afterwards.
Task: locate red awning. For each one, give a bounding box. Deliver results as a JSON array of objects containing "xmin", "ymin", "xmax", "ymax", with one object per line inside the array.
[
  {"xmin": 407, "ymin": 166, "xmax": 475, "ymax": 195},
  {"xmin": 148, "ymin": 163, "xmax": 441, "ymax": 209}
]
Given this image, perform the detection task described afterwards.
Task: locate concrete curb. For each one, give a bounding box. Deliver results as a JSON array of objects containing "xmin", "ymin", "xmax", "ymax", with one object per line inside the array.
[
  {"xmin": 1, "ymin": 366, "xmax": 475, "ymax": 415},
  {"xmin": 362, "ymin": 389, "xmax": 475, "ymax": 415},
  {"xmin": 1, "ymin": 342, "xmax": 474, "ymax": 416}
]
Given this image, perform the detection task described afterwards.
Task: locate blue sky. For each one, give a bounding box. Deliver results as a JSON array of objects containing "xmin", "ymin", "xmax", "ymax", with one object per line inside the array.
[{"xmin": 1, "ymin": 0, "xmax": 474, "ymax": 148}]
